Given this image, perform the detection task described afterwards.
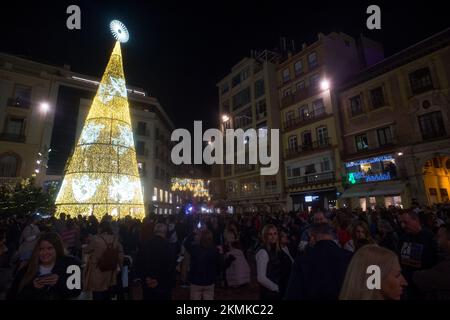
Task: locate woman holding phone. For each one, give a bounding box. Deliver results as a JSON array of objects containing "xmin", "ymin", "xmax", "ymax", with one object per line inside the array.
[{"xmin": 7, "ymin": 232, "xmax": 81, "ymax": 300}]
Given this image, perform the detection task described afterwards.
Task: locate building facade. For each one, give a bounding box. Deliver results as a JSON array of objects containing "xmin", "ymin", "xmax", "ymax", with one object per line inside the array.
[
  {"xmin": 338, "ymin": 28, "xmax": 450, "ymax": 208},
  {"xmin": 277, "ymin": 32, "xmax": 384, "ymax": 212},
  {"xmin": 0, "ymin": 52, "xmax": 179, "ymax": 215},
  {"xmin": 216, "ymin": 51, "xmax": 285, "ymax": 213}
]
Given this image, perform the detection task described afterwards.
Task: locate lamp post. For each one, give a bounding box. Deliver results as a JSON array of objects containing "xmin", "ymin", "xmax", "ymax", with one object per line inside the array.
[{"xmin": 32, "ymin": 101, "xmax": 51, "ymax": 184}]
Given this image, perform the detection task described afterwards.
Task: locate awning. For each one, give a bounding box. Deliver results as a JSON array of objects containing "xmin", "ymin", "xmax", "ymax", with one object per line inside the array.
[{"xmin": 340, "ymin": 181, "xmax": 405, "ymax": 198}]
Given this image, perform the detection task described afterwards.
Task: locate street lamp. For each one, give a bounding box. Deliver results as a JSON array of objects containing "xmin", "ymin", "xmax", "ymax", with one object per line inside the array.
[
  {"xmin": 320, "ymin": 79, "xmax": 330, "ymax": 91},
  {"xmin": 40, "ymin": 101, "xmax": 50, "ymax": 114},
  {"xmin": 222, "ymin": 114, "xmax": 229, "ymax": 122}
]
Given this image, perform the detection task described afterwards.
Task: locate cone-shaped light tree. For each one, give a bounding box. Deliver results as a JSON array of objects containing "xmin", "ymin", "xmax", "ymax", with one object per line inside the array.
[{"xmin": 55, "ymin": 21, "xmax": 145, "ymax": 220}]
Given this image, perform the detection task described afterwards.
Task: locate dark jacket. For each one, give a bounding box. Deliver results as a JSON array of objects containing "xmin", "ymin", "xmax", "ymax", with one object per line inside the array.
[
  {"xmin": 134, "ymin": 235, "xmax": 175, "ymax": 296},
  {"xmin": 413, "ymin": 256, "xmax": 450, "ymax": 300},
  {"xmin": 185, "ymin": 235, "xmax": 220, "ymax": 286},
  {"xmin": 7, "ymin": 255, "xmax": 81, "ymax": 300},
  {"xmin": 285, "ymin": 240, "xmax": 352, "ymax": 300},
  {"xmin": 398, "ymin": 228, "xmax": 438, "ymax": 299}
]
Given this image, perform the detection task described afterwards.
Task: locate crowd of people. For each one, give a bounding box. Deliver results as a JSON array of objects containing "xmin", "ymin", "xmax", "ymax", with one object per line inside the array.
[{"xmin": 0, "ymin": 202, "xmax": 449, "ymax": 300}]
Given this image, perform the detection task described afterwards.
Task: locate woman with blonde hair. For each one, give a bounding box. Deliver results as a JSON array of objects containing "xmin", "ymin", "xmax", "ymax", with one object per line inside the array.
[
  {"xmin": 339, "ymin": 244, "xmax": 407, "ymax": 300},
  {"xmin": 344, "ymin": 221, "xmax": 374, "ymax": 252},
  {"xmin": 255, "ymin": 224, "xmax": 291, "ymax": 300}
]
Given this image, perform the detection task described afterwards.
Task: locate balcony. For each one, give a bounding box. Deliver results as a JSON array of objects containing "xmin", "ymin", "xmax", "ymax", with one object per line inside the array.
[
  {"xmin": 281, "ymin": 85, "xmax": 320, "ymax": 109},
  {"xmin": 287, "ymin": 171, "xmax": 335, "ymax": 188},
  {"xmin": 285, "ymin": 137, "xmax": 332, "ymax": 159},
  {"xmin": 0, "ymin": 133, "xmax": 26, "ymax": 143},
  {"xmin": 344, "ymin": 143, "xmax": 396, "ymax": 161},
  {"xmin": 7, "ymin": 97, "xmax": 31, "ymax": 109},
  {"xmin": 283, "ymin": 106, "xmax": 327, "ymax": 132}
]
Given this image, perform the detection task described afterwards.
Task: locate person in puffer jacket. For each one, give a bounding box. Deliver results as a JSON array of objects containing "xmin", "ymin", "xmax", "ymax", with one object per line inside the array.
[{"xmin": 224, "ymin": 241, "xmax": 250, "ymax": 287}]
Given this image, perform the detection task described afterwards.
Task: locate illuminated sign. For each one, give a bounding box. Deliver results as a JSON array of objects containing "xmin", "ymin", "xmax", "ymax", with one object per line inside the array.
[
  {"xmin": 348, "ymin": 172, "xmax": 391, "ymax": 183},
  {"xmin": 345, "ymin": 155, "xmax": 394, "ymax": 168},
  {"xmin": 305, "ymin": 195, "xmax": 319, "ymax": 202}
]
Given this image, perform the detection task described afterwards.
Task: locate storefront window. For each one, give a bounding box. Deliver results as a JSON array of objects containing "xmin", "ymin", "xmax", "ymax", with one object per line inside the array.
[
  {"xmin": 369, "ymin": 197, "xmax": 376, "ymax": 210},
  {"xmin": 385, "ymin": 196, "xmax": 402, "ymax": 208},
  {"xmin": 359, "ymin": 197, "xmax": 367, "ymax": 211},
  {"xmin": 346, "ymin": 154, "xmax": 397, "ymax": 184}
]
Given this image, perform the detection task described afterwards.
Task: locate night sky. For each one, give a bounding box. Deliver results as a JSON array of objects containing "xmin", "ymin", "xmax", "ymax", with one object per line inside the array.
[{"xmin": 1, "ymin": 0, "xmax": 449, "ymax": 131}]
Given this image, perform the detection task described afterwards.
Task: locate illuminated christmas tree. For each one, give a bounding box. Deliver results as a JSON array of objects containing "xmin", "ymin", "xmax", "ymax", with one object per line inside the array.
[{"xmin": 55, "ymin": 21, "xmax": 145, "ymax": 220}]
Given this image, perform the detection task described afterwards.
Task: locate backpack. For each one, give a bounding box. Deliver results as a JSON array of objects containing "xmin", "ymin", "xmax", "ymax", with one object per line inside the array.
[{"xmin": 97, "ymin": 236, "xmax": 119, "ymax": 272}]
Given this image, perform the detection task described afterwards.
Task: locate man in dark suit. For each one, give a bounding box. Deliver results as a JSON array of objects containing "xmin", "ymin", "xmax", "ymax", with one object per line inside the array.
[{"xmin": 285, "ymin": 223, "xmax": 352, "ymax": 300}]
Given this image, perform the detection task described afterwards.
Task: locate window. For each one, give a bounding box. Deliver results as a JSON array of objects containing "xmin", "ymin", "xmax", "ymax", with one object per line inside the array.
[
  {"xmin": 312, "ymin": 99, "xmax": 325, "ymax": 115},
  {"xmin": 283, "ymin": 88, "xmax": 292, "ymax": 97},
  {"xmin": 441, "ymin": 189, "xmax": 449, "ymax": 202},
  {"xmin": 370, "ymin": 87, "xmax": 385, "ymax": 108},
  {"xmin": 446, "ymin": 159, "xmax": 450, "ymax": 170},
  {"xmin": 355, "ymin": 134, "xmax": 369, "ymax": 151},
  {"xmin": 155, "ymin": 127, "xmax": 159, "ymax": 140},
  {"xmin": 418, "ymin": 111, "xmax": 446, "ymax": 140},
  {"xmin": 294, "ymin": 61, "xmax": 303, "ymax": 75},
  {"xmin": 282, "ymin": 68, "xmax": 290, "ymax": 83},
  {"xmin": 2, "ymin": 117, "xmax": 25, "ymax": 142},
  {"xmin": 155, "ymin": 166, "xmax": 160, "ymax": 179},
  {"xmin": 160, "ymin": 189, "xmax": 164, "ymax": 202},
  {"xmin": 288, "ymin": 135, "xmax": 298, "ymax": 151},
  {"xmin": 232, "ymin": 87, "xmax": 251, "ymax": 110},
  {"xmin": 302, "ymin": 131, "xmax": 312, "ymax": 147},
  {"xmin": 255, "ymin": 79, "xmax": 265, "ymax": 98},
  {"xmin": 321, "ymin": 158, "xmax": 331, "ymax": 172},
  {"xmin": 305, "ymin": 164, "xmax": 316, "ymax": 174},
  {"xmin": 377, "ymin": 127, "xmax": 393, "ymax": 146},
  {"xmin": 155, "ymin": 145, "xmax": 159, "ymax": 159},
  {"xmin": 165, "ymin": 191, "xmax": 168, "ymax": 203},
  {"xmin": 136, "ymin": 141, "xmax": 145, "ymax": 156},
  {"xmin": 234, "ymin": 107, "xmax": 252, "ymax": 128},
  {"xmin": 308, "ymin": 52, "xmax": 318, "ymax": 68},
  {"xmin": 221, "ymin": 82, "xmax": 230, "ymax": 94},
  {"xmin": 299, "ymin": 105, "xmax": 309, "ymax": 119},
  {"xmin": 0, "ymin": 154, "xmax": 19, "ymax": 177},
  {"xmin": 11, "ymin": 85, "xmax": 31, "ymax": 108},
  {"xmin": 153, "ymin": 187, "xmax": 158, "ymax": 201},
  {"xmin": 316, "ymin": 126, "xmax": 328, "ymax": 146},
  {"xmin": 256, "ymin": 99, "xmax": 267, "ymax": 120},
  {"xmin": 285, "ymin": 110, "xmax": 295, "ymax": 125},
  {"xmin": 350, "ymin": 95, "xmax": 363, "ymax": 116},
  {"xmin": 409, "ymin": 67, "xmax": 433, "ymax": 94},
  {"xmin": 232, "ymin": 73, "xmax": 241, "ymax": 87},
  {"xmin": 310, "ymin": 74, "xmax": 320, "ymax": 89},
  {"xmin": 169, "ymin": 193, "xmax": 173, "ymax": 204},
  {"xmin": 137, "ymin": 122, "xmax": 147, "ymax": 136},
  {"xmin": 295, "ymin": 81, "xmax": 305, "ymax": 91}
]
